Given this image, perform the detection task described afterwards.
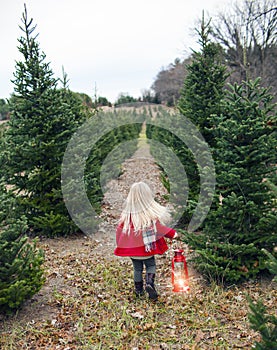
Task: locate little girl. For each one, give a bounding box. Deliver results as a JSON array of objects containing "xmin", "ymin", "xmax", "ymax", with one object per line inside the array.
[{"xmin": 114, "ymin": 181, "xmax": 177, "ymax": 300}]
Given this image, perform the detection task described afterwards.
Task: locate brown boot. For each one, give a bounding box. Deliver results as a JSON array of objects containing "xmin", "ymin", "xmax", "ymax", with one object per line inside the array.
[
  {"xmin": 145, "ymin": 273, "xmax": 158, "ymax": 301},
  {"xmin": 134, "ymin": 281, "xmax": 144, "ymax": 297}
]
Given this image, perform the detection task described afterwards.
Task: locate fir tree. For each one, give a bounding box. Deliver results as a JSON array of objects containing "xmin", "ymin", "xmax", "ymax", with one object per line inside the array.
[
  {"xmin": 247, "ymin": 238, "xmax": 277, "ymax": 349},
  {"xmin": 262, "ymin": 249, "xmax": 277, "ymax": 282},
  {"xmin": 147, "ymin": 16, "xmax": 227, "ymax": 227},
  {"xmin": 182, "ymin": 79, "xmax": 277, "ymax": 283},
  {"xmin": 0, "ymin": 5, "xmax": 87, "ymax": 236},
  {"xmin": 178, "ymin": 15, "xmax": 227, "ymax": 146},
  {"xmin": 0, "ymin": 180, "xmax": 44, "ymax": 314},
  {"xmin": 176, "ymin": 15, "xmax": 227, "ymax": 224},
  {"xmin": 248, "ymin": 298, "xmax": 277, "ymax": 350}
]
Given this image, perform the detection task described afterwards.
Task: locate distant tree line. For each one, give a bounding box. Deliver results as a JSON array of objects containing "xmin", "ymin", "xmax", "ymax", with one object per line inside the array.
[
  {"xmin": 0, "ymin": 90, "xmax": 157, "ymax": 119},
  {"xmin": 1, "ymin": 0, "xmax": 275, "ymax": 112}
]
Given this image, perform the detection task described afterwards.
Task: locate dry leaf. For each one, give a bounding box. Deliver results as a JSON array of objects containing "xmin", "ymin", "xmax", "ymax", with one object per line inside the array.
[
  {"xmin": 130, "ymin": 311, "xmax": 144, "ymax": 319},
  {"xmin": 195, "ymin": 330, "xmax": 205, "ymax": 342}
]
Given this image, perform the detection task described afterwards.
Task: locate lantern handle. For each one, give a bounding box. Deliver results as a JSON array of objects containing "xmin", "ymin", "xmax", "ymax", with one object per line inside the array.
[{"xmin": 169, "ymin": 231, "xmax": 183, "ymax": 249}]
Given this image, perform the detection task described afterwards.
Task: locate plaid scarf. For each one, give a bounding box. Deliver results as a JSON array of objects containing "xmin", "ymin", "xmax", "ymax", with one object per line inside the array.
[{"xmin": 142, "ymin": 222, "xmax": 157, "ymax": 252}]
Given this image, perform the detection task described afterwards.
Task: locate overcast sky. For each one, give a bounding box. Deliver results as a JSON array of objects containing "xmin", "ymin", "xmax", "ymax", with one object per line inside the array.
[{"xmin": 1, "ymin": 0, "xmax": 236, "ymax": 103}]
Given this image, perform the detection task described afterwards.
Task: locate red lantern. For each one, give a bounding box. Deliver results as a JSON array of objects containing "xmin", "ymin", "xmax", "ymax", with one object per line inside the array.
[{"xmin": 172, "ymin": 249, "xmax": 190, "ymax": 292}]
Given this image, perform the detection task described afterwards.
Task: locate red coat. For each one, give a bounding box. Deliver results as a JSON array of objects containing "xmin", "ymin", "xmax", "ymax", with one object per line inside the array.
[{"xmin": 114, "ymin": 220, "xmax": 176, "ymax": 257}]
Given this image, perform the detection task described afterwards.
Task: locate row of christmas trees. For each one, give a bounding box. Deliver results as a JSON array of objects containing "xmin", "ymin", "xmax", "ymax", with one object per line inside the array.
[
  {"xmin": 0, "ymin": 6, "xmax": 142, "ymax": 313},
  {"xmin": 146, "ymin": 18, "xmax": 276, "ymax": 348},
  {"xmin": 147, "ymin": 17, "xmax": 276, "ymax": 285}
]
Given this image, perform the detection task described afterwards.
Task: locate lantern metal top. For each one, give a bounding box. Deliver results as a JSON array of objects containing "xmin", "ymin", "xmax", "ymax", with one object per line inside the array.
[{"xmin": 174, "ymin": 249, "xmax": 184, "ymax": 255}]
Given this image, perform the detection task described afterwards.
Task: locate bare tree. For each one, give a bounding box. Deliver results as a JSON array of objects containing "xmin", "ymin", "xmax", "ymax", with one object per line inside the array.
[{"xmin": 210, "ymin": 0, "xmax": 277, "ymax": 97}]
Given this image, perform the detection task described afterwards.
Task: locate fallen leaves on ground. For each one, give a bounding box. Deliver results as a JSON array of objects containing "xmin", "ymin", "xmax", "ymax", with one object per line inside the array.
[
  {"xmin": 1, "ymin": 140, "xmax": 276, "ymax": 349},
  {"xmin": 0, "ymin": 235, "xmax": 276, "ymax": 349}
]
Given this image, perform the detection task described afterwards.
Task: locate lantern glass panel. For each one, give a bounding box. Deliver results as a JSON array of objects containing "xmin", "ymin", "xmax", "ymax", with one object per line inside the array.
[{"xmin": 174, "ymin": 262, "xmax": 184, "ymax": 277}]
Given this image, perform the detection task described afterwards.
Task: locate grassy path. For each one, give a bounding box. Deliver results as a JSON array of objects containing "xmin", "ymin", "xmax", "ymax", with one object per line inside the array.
[{"xmin": 0, "ymin": 127, "xmax": 276, "ymax": 349}]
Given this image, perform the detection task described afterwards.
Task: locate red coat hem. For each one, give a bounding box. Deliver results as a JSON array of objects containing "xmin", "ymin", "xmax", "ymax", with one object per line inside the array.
[{"xmin": 114, "ymin": 239, "xmax": 168, "ymax": 257}]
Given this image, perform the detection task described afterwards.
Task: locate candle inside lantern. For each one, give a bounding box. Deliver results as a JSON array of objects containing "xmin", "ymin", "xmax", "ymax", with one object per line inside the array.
[{"xmin": 172, "ymin": 249, "xmax": 190, "ymax": 292}]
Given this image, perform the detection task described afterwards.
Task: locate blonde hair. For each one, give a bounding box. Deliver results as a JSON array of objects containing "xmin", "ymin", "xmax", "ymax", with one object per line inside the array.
[{"xmin": 120, "ymin": 181, "xmax": 170, "ymax": 234}]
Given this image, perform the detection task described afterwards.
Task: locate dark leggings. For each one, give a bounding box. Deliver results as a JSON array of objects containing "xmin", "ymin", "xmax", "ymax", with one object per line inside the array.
[{"xmin": 131, "ymin": 256, "xmax": 156, "ymax": 282}]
